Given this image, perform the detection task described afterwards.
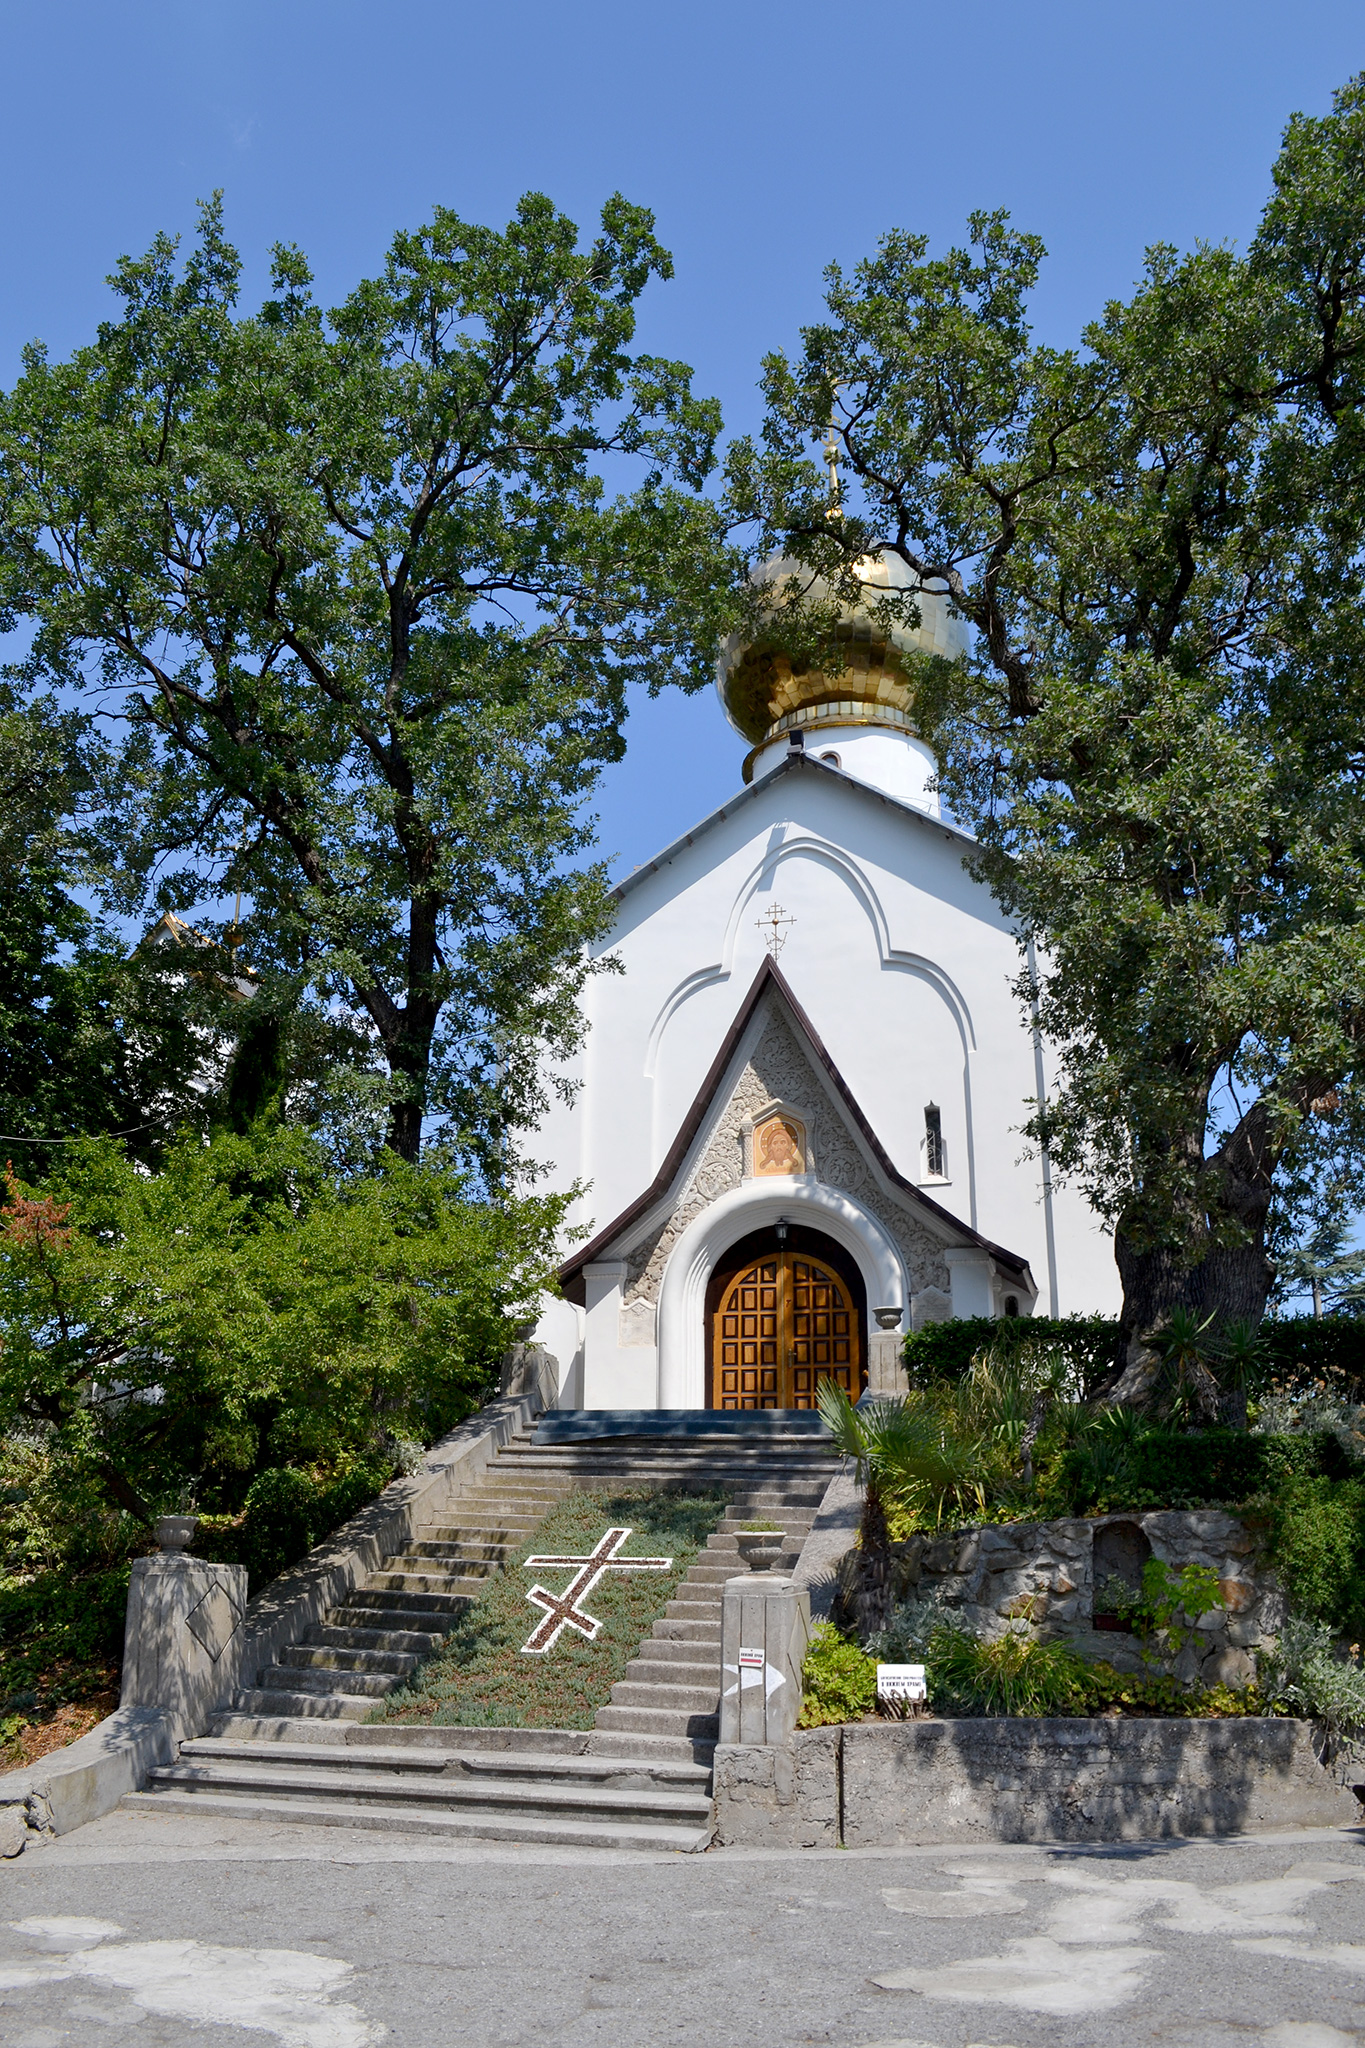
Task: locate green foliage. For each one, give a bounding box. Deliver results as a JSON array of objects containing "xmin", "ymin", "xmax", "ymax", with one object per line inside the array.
[
  {"xmin": 1253, "ymin": 1389, "xmax": 1365, "ymax": 1461},
  {"xmin": 212, "ymin": 1461, "xmax": 394, "ymax": 1592},
  {"xmin": 865, "ymin": 1591, "xmax": 952, "ymax": 1664},
  {"xmin": 0, "ymin": 1125, "xmax": 565, "ymax": 1529},
  {"xmin": 817, "ymin": 1379, "xmax": 992, "ymax": 1530},
  {"xmin": 798, "ymin": 1623, "xmax": 878, "ymax": 1728},
  {"xmin": 1259, "ymin": 1613, "xmax": 1365, "ymax": 1738},
  {"xmin": 1033, "ymin": 1417, "xmax": 1354, "ymax": 1518},
  {"xmin": 820, "ymin": 1342, "xmax": 1082, "ymax": 1534},
  {"xmin": 0, "ymin": 682, "xmax": 211, "ymax": 1180},
  {"xmin": 372, "ymin": 1488, "xmax": 725, "ymax": 1730},
  {"xmin": 0, "ymin": 1564, "xmax": 128, "ymax": 1717},
  {"xmin": 732, "ymin": 75, "xmax": 1365, "ymax": 1331},
  {"xmin": 902, "ymin": 1316, "xmax": 1121, "ymax": 1396},
  {"xmin": 0, "ymin": 194, "xmax": 737, "ymax": 1165},
  {"xmin": 1070, "ymin": 1661, "xmax": 1271, "ymax": 1720},
  {"xmin": 1260, "ymin": 1317, "xmax": 1365, "ymax": 1401},
  {"xmin": 924, "ymin": 1625, "xmax": 1089, "ymax": 1718},
  {"xmin": 1128, "ymin": 1560, "xmax": 1226, "ymax": 1665},
  {"xmin": 1263, "ymin": 1476, "xmax": 1365, "ymax": 1639}
]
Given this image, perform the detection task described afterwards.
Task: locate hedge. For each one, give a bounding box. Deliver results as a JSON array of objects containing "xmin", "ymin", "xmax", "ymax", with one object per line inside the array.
[{"xmin": 902, "ymin": 1315, "xmax": 1123, "ymax": 1395}]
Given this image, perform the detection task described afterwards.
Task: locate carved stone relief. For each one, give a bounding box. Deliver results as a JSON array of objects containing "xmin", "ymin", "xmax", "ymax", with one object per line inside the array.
[{"xmin": 620, "ymin": 1003, "xmax": 953, "ymax": 1305}]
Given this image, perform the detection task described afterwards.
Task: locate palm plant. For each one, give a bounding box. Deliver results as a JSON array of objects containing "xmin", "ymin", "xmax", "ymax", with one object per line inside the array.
[
  {"xmin": 1152, "ymin": 1307, "xmax": 1222, "ymax": 1426},
  {"xmin": 817, "ymin": 1379, "xmax": 998, "ymax": 1634}
]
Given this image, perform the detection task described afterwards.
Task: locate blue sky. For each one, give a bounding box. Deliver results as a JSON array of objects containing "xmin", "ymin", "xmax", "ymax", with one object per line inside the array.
[{"xmin": 3, "ymin": 0, "xmax": 1362, "ymax": 882}]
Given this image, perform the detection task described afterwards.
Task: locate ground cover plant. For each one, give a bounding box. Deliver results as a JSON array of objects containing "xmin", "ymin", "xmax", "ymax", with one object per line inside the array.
[
  {"xmin": 372, "ymin": 1487, "xmax": 726, "ymax": 1730},
  {"xmin": 798, "ymin": 1623, "xmax": 879, "ymax": 1727}
]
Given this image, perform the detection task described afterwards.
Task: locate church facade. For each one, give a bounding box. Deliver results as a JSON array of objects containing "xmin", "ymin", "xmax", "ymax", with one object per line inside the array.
[{"xmin": 532, "ymin": 556, "xmax": 1121, "ymax": 1411}]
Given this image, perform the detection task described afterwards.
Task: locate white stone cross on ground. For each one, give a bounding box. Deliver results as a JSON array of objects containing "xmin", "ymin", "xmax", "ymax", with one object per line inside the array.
[{"xmin": 519, "ymin": 1526, "xmax": 674, "ymax": 1655}]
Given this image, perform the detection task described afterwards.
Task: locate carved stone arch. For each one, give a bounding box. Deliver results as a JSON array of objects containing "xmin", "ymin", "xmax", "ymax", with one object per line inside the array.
[{"xmin": 656, "ymin": 1177, "xmax": 908, "ymax": 1407}]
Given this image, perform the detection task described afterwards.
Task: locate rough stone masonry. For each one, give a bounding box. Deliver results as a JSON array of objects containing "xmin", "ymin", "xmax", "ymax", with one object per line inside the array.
[{"xmin": 853, "ymin": 1507, "xmax": 1286, "ymax": 1689}]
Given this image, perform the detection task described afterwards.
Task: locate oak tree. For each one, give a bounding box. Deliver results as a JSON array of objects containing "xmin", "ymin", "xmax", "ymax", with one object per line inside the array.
[
  {"xmin": 730, "ymin": 76, "xmax": 1365, "ymax": 1368},
  {"xmin": 0, "ymin": 194, "xmax": 732, "ymax": 1166}
]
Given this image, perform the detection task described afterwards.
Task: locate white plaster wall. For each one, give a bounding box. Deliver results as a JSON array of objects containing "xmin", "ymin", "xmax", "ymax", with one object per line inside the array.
[
  {"xmin": 534, "ymin": 753, "xmax": 1120, "ymax": 1325},
  {"xmin": 751, "ymin": 727, "xmax": 941, "ymax": 814}
]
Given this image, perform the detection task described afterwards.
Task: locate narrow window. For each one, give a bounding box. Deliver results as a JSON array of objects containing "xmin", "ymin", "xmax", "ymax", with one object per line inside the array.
[
  {"xmin": 1004, "ymin": 1295, "xmax": 1019, "ymax": 1317},
  {"xmin": 924, "ymin": 1103, "xmax": 946, "ymax": 1178}
]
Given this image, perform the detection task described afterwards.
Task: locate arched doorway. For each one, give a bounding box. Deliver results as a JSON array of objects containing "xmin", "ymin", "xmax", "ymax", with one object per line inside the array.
[{"xmin": 706, "ymin": 1224, "xmax": 867, "ymax": 1410}]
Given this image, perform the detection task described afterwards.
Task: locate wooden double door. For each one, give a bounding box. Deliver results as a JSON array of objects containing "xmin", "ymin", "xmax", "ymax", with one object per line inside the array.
[{"xmin": 709, "ymin": 1241, "xmax": 864, "ymax": 1410}]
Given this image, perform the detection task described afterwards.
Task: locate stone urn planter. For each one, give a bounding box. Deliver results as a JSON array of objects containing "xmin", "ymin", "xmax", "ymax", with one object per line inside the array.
[
  {"xmin": 736, "ymin": 1528, "xmax": 785, "ymax": 1571},
  {"xmin": 154, "ymin": 1514, "xmax": 199, "ymax": 1552}
]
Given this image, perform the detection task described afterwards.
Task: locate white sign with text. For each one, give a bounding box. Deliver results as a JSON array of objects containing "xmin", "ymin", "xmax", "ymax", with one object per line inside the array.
[{"xmin": 876, "ymin": 1662, "xmax": 927, "ymax": 1702}]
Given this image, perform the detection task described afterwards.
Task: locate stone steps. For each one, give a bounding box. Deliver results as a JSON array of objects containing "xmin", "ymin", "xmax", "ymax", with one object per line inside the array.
[
  {"xmin": 233, "ymin": 1688, "xmax": 380, "ymax": 1720},
  {"xmin": 635, "ymin": 1639, "xmax": 719, "ymax": 1668},
  {"xmin": 304, "ymin": 1624, "xmax": 447, "ymax": 1656},
  {"xmin": 593, "ymin": 1704, "xmax": 720, "ymax": 1741},
  {"xmin": 139, "ymin": 1748, "xmax": 713, "ymax": 1840},
  {"xmin": 257, "ymin": 1663, "xmax": 400, "ymax": 1699},
  {"xmin": 132, "ymin": 1418, "xmax": 830, "ymax": 1842},
  {"xmin": 280, "ymin": 1645, "xmax": 420, "ymax": 1677},
  {"xmin": 176, "ymin": 1736, "xmax": 711, "ymax": 1788},
  {"xmin": 124, "ymin": 1788, "xmax": 710, "ymax": 1854}
]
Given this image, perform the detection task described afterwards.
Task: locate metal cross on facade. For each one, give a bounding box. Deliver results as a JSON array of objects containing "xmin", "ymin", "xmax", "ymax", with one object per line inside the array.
[
  {"xmin": 519, "ymin": 1526, "xmax": 674, "ymax": 1655},
  {"xmin": 756, "ymin": 902, "xmax": 795, "ymax": 958}
]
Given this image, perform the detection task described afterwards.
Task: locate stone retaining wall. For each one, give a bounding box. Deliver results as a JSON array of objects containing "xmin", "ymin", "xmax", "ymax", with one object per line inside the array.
[
  {"xmin": 849, "ymin": 1508, "xmax": 1284, "ymax": 1689},
  {"xmin": 712, "ymin": 1717, "xmax": 1364, "ymax": 1848}
]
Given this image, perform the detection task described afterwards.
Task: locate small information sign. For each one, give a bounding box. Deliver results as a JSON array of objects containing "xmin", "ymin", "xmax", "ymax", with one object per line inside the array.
[
  {"xmin": 737, "ymin": 1647, "xmax": 765, "ymax": 1669},
  {"xmin": 876, "ymin": 1662, "xmax": 927, "ymax": 1702}
]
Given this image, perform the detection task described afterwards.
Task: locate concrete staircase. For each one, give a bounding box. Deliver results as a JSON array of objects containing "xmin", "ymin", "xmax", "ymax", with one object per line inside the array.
[{"xmin": 128, "ymin": 1421, "xmax": 831, "ymax": 1851}]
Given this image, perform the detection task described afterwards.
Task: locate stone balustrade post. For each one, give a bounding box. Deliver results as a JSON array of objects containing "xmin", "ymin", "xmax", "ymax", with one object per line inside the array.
[
  {"xmin": 719, "ymin": 1572, "xmax": 811, "ymax": 1748},
  {"xmin": 120, "ymin": 1548, "xmax": 248, "ymax": 1730}
]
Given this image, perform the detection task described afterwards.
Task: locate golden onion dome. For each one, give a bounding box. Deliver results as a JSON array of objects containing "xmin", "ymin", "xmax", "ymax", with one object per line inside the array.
[{"xmin": 717, "ymin": 552, "xmax": 969, "ymax": 780}]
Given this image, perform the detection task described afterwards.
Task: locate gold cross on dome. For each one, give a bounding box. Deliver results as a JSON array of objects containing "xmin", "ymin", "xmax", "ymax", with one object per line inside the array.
[{"xmin": 757, "ymin": 903, "xmax": 795, "ymax": 957}]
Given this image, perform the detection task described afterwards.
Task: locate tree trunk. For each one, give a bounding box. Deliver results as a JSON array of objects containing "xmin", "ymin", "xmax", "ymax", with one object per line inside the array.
[
  {"xmin": 1104, "ymin": 1230, "xmax": 1273, "ymax": 1407},
  {"xmin": 854, "ymin": 1478, "xmax": 894, "ymax": 1640},
  {"xmin": 381, "ymin": 988, "xmax": 439, "ymax": 1163},
  {"xmin": 388, "ymin": 1094, "xmax": 424, "ymax": 1163}
]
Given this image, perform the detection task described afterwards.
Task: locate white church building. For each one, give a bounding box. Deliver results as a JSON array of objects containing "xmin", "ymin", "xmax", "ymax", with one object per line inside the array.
[{"xmin": 532, "ymin": 557, "xmax": 1121, "ymax": 1412}]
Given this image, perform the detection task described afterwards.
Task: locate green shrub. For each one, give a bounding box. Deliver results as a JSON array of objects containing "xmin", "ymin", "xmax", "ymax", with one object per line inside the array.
[
  {"xmin": 1264, "ymin": 1476, "xmax": 1365, "ymax": 1639},
  {"xmin": 925, "ymin": 1625, "xmax": 1088, "ymax": 1717},
  {"xmin": 1259, "ymin": 1613, "xmax": 1365, "ymax": 1737},
  {"xmin": 903, "ymin": 1316, "xmax": 1121, "ymax": 1396},
  {"xmin": 0, "ymin": 1564, "xmax": 129, "ymax": 1713},
  {"xmin": 1035, "ymin": 1425, "xmax": 1353, "ymax": 1518},
  {"xmin": 798, "ymin": 1624, "xmax": 878, "ymax": 1727},
  {"xmin": 1259, "ymin": 1317, "xmax": 1365, "ymax": 1402},
  {"xmin": 230, "ymin": 1460, "xmax": 393, "ymax": 1591}
]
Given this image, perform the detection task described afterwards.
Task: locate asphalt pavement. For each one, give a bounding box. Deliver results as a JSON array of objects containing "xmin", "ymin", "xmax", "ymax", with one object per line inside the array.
[{"xmin": 2, "ymin": 1805, "xmax": 1365, "ymax": 2047}]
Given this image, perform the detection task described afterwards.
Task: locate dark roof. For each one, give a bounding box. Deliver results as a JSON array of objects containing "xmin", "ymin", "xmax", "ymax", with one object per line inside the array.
[
  {"xmin": 610, "ymin": 748, "xmax": 977, "ymax": 906},
  {"xmin": 558, "ymin": 954, "xmax": 1033, "ymax": 1303}
]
